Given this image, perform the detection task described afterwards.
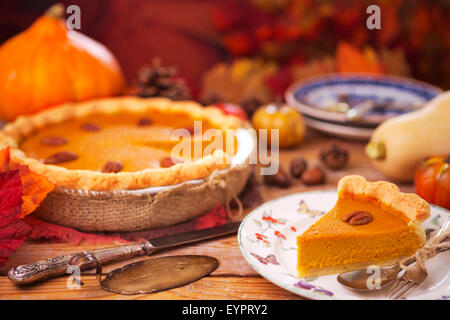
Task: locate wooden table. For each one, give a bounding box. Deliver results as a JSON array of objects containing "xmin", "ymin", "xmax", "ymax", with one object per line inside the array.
[{"xmin": 0, "ymin": 131, "xmax": 414, "ymax": 300}]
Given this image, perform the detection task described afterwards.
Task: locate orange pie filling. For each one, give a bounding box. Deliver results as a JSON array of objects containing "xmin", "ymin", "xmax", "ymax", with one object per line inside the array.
[
  {"xmin": 296, "ymin": 176, "xmax": 428, "ymax": 278},
  {"xmin": 19, "ymin": 111, "xmax": 238, "ymax": 173}
]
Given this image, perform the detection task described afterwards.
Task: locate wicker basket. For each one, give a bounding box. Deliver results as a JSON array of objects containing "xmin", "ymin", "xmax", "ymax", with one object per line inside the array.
[
  {"xmin": 34, "ymin": 164, "xmax": 251, "ymax": 232},
  {"xmin": 33, "ymin": 129, "xmax": 255, "ymax": 232}
]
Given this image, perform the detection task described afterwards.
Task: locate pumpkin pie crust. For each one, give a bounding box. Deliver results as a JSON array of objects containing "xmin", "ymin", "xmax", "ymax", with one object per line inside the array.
[
  {"xmin": 0, "ymin": 97, "xmax": 245, "ymax": 191},
  {"xmin": 297, "ymin": 175, "xmax": 430, "ymax": 278}
]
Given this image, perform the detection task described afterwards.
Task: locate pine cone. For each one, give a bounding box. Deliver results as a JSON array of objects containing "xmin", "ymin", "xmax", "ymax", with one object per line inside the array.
[{"xmin": 136, "ymin": 58, "xmax": 191, "ymax": 100}]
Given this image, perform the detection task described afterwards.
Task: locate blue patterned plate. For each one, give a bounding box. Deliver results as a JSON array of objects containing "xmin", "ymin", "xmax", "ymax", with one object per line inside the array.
[
  {"xmin": 238, "ymin": 191, "xmax": 450, "ymax": 300},
  {"xmin": 286, "ymin": 73, "xmax": 442, "ymax": 126}
]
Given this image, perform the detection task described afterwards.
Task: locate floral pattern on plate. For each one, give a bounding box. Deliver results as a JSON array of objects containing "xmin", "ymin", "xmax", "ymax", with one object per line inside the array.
[{"xmin": 238, "ymin": 190, "xmax": 450, "ymax": 300}]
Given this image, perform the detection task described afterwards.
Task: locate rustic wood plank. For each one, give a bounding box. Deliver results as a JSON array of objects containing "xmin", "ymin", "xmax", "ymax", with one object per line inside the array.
[
  {"xmin": 0, "ymin": 235, "xmax": 257, "ymax": 277},
  {"xmin": 0, "ymin": 276, "xmax": 302, "ymax": 300}
]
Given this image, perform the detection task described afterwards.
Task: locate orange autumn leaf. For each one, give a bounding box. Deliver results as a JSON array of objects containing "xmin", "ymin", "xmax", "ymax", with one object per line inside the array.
[
  {"xmin": 15, "ymin": 165, "xmax": 55, "ymax": 218},
  {"xmin": 0, "ymin": 147, "xmax": 9, "ymax": 171},
  {"xmin": 0, "ymin": 147, "xmax": 54, "ymax": 218},
  {"xmin": 336, "ymin": 41, "xmax": 383, "ymax": 74}
]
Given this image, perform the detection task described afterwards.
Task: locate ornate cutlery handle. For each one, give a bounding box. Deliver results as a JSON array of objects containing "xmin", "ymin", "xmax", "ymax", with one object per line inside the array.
[{"xmin": 8, "ymin": 242, "xmax": 153, "ymax": 285}]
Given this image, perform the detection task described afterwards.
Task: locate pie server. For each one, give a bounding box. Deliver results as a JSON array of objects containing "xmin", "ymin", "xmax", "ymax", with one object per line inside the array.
[{"xmin": 8, "ymin": 221, "xmax": 241, "ymax": 285}]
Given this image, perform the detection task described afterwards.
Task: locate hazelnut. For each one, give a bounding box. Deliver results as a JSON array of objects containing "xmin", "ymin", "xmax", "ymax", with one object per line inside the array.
[
  {"xmin": 290, "ymin": 157, "xmax": 307, "ymax": 178},
  {"xmin": 264, "ymin": 166, "xmax": 292, "ymax": 188},
  {"xmin": 320, "ymin": 143, "xmax": 349, "ymax": 170},
  {"xmin": 301, "ymin": 167, "xmax": 325, "ymax": 185}
]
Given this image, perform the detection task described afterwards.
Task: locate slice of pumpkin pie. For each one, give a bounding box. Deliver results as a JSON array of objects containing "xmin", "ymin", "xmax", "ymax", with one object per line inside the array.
[{"xmin": 297, "ymin": 175, "xmax": 430, "ymax": 278}]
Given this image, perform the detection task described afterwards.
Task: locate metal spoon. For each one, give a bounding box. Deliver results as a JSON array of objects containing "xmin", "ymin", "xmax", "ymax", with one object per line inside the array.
[
  {"xmin": 323, "ymin": 100, "xmax": 376, "ymax": 121},
  {"xmin": 337, "ymin": 264, "xmax": 401, "ymax": 291},
  {"xmin": 324, "ymin": 100, "xmax": 423, "ymax": 122},
  {"xmin": 337, "ymin": 216, "xmax": 450, "ymax": 291}
]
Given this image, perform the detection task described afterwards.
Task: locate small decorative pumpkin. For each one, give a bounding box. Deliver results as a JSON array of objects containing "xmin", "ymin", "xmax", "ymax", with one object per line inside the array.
[
  {"xmin": 414, "ymin": 155, "xmax": 450, "ymax": 210},
  {"xmin": 0, "ymin": 4, "xmax": 126, "ymax": 121},
  {"xmin": 252, "ymin": 102, "xmax": 305, "ymax": 148}
]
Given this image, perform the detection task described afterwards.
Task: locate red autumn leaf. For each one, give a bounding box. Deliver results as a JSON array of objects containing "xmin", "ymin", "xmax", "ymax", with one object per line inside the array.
[
  {"xmin": 24, "ymin": 215, "xmax": 126, "ymax": 246},
  {"xmin": 0, "ymin": 147, "xmax": 55, "ymax": 218},
  {"xmin": 0, "ymin": 170, "xmax": 32, "ymax": 267},
  {"xmin": 195, "ymin": 204, "xmax": 226, "ymax": 229}
]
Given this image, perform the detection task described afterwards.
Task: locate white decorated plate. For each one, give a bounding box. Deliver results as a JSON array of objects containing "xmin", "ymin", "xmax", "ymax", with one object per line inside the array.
[
  {"xmin": 285, "ymin": 73, "xmax": 442, "ymax": 126},
  {"xmin": 238, "ymin": 191, "xmax": 450, "ymax": 300},
  {"xmin": 303, "ymin": 116, "xmax": 373, "ymax": 141}
]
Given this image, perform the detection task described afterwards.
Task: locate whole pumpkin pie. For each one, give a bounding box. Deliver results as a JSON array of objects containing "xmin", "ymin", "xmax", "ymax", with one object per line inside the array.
[
  {"xmin": 0, "ymin": 97, "xmax": 244, "ymax": 191},
  {"xmin": 297, "ymin": 175, "xmax": 430, "ymax": 278}
]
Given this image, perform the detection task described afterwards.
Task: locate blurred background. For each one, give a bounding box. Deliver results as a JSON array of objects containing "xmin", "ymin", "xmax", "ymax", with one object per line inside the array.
[{"xmin": 1, "ymin": 0, "xmax": 449, "ymax": 110}]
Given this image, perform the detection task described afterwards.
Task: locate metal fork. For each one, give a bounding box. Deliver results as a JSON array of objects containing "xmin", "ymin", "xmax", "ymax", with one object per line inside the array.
[
  {"xmin": 385, "ymin": 262, "xmax": 428, "ymax": 299},
  {"xmin": 386, "ymin": 216, "xmax": 450, "ymax": 300}
]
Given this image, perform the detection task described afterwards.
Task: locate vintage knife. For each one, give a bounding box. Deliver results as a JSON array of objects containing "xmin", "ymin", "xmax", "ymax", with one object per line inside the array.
[{"xmin": 8, "ymin": 221, "xmax": 241, "ymax": 285}]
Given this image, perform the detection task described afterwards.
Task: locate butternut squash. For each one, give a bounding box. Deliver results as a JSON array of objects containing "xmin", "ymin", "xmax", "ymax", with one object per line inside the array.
[{"xmin": 366, "ymin": 91, "xmax": 450, "ymax": 182}]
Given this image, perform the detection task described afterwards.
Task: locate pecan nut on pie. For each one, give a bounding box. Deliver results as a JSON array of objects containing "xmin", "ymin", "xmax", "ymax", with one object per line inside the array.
[
  {"xmin": 0, "ymin": 97, "xmax": 245, "ymax": 191},
  {"xmin": 297, "ymin": 175, "xmax": 430, "ymax": 278}
]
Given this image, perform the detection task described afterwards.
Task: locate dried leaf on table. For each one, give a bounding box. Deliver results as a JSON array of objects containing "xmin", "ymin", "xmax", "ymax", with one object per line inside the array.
[
  {"xmin": 0, "ymin": 170, "xmax": 31, "ymax": 267},
  {"xmin": 0, "ymin": 147, "xmax": 54, "ymax": 266},
  {"xmin": 14, "ymin": 165, "xmax": 55, "ymax": 218},
  {"xmin": 0, "ymin": 147, "xmax": 55, "ymax": 218},
  {"xmin": 24, "ymin": 215, "xmax": 127, "ymax": 246},
  {"xmin": 195, "ymin": 205, "xmax": 227, "ymax": 229}
]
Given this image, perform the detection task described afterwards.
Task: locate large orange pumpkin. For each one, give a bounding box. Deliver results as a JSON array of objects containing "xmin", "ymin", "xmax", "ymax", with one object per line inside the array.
[{"xmin": 0, "ymin": 4, "xmax": 126, "ymax": 121}]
